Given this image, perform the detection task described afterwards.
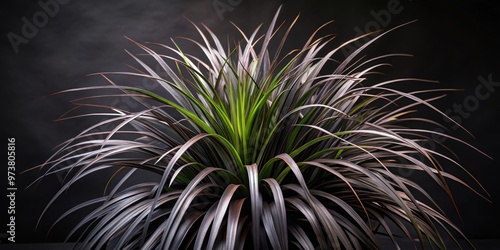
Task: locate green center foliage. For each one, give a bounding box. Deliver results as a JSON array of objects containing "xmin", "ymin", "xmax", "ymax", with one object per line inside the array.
[{"xmin": 35, "ymin": 7, "xmax": 486, "ymax": 250}]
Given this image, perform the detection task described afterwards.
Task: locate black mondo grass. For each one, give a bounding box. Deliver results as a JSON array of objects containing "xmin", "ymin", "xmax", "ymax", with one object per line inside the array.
[{"xmin": 31, "ymin": 7, "xmax": 489, "ymax": 250}]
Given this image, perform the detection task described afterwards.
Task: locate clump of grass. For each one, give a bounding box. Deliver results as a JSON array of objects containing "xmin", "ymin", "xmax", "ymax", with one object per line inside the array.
[{"xmin": 32, "ymin": 6, "xmax": 487, "ymax": 249}]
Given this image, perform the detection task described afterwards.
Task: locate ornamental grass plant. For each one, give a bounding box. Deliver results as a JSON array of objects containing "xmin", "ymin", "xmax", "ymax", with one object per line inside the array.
[{"xmin": 32, "ymin": 7, "xmax": 487, "ymax": 249}]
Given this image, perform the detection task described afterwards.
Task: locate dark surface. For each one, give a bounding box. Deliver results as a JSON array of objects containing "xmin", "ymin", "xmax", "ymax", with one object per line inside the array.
[
  {"xmin": 1, "ymin": 0, "xmax": 499, "ymax": 245},
  {"xmin": 0, "ymin": 239, "xmax": 499, "ymax": 250}
]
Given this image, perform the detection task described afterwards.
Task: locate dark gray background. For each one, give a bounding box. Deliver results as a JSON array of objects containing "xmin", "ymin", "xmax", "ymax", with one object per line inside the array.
[{"xmin": 1, "ymin": 0, "xmax": 499, "ymax": 244}]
